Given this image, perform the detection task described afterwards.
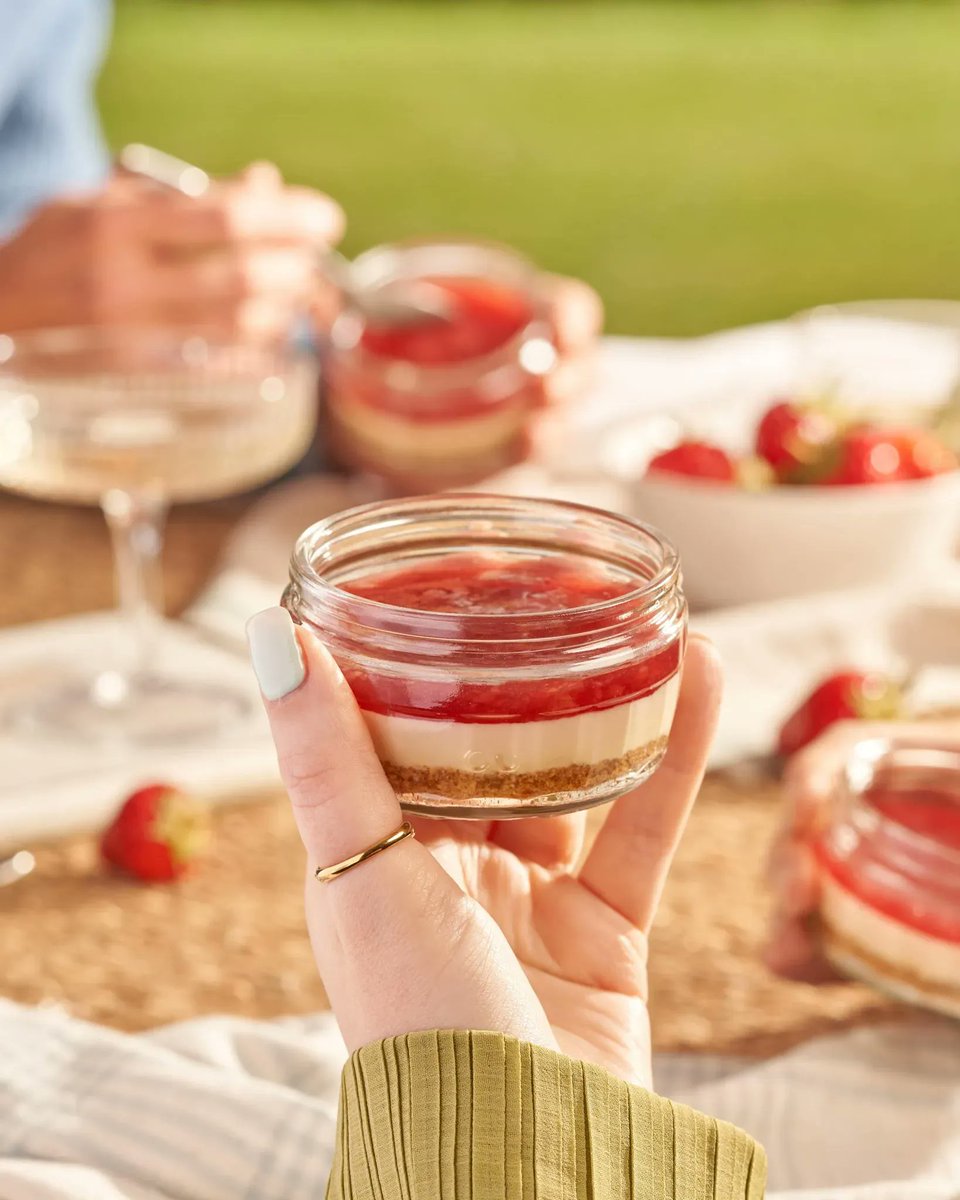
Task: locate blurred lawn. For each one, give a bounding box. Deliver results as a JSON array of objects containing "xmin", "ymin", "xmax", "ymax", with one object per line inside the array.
[{"xmin": 100, "ymin": 1, "xmax": 960, "ymax": 336}]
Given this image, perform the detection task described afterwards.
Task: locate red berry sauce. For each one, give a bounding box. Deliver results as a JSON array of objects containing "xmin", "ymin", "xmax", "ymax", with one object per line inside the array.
[
  {"xmin": 337, "ymin": 552, "xmax": 682, "ymax": 723},
  {"xmin": 360, "ymin": 277, "xmax": 533, "ymax": 366},
  {"xmin": 818, "ymin": 785, "xmax": 960, "ymax": 942},
  {"xmin": 343, "ymin": 552, "xmax": 634, "ymax": 614}
]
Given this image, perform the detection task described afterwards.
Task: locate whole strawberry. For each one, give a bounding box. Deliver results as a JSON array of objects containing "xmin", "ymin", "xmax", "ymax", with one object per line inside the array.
[
  {"xmin": 777, "ymin": 670, "xmax": 903, "ymax": 758},
  {"xmin": 101, "ymin": 783, "xmax": 208, "ymax": 882},
  {"xmin": 647, "ymin": 440, "xmax": 736, "ymax": 483},
  {"xmin": 821, "ymin": 425, "xmax": 957, "ymax": 486},
  {"xmin": 755, "ymin": 400, "xmax": 838, "ymax": 482},
  {"xmin": 822, "ymin": 428, "xmax": 907, "ymax": 486},
  {"xmin": 890, "ymin": 428, "xmax": 958, "ymax": 480}
]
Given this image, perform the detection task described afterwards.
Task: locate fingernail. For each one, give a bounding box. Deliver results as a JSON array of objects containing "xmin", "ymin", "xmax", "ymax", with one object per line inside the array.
[{"xmin": 246, "ymin": 607, "xmax": 305, "ymax": 700}]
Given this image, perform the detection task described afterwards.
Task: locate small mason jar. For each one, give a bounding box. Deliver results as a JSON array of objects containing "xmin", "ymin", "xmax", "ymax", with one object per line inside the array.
[
  {"xmin": 283, "ymin": 494, "xmax": 687, "ymax": 818},
  {"xmin": 322, "ymin": 240, "xmax": 558, "ymax": 490},
  {"xmin": 816, "ymin": 736, "xmax": 960, "ymax": 1018}
]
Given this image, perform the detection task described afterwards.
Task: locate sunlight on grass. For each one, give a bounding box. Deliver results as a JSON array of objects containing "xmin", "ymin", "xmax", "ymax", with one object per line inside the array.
[{"xmin": 100, "ymin": 1, "xmax": 960, "ymax": 334}]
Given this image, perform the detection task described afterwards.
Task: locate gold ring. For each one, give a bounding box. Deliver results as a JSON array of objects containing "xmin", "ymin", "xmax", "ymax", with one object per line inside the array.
[{"xmin": 314, "ymin": 821, "xmax": 415, "ymax": 883}]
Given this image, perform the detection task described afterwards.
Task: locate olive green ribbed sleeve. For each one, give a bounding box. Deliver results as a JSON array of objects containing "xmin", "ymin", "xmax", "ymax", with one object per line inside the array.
[{"xmin": 326, "ymin": 1031, "xmax": 766, "ymax": 1200}]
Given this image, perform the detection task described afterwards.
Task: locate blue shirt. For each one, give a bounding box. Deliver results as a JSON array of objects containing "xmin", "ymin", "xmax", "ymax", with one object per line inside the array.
[{"xmin": 0, "ymin": 0, "xmax": 111, "ymax": 239}]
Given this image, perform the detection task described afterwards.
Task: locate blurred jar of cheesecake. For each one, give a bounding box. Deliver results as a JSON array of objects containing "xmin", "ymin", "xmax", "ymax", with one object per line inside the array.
[
  {"xmin": 322, "ymin": 239, "xmax": 600, "ymax": 491},
  {"xmin": 816, "ymin": 735, "xmax": 960, "ymax": 1019}
]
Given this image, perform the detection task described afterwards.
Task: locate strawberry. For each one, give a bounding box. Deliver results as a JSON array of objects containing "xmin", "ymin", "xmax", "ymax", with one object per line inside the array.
[
  {"xmin": 820, "ymin": 425, "xmax": 958, "ymax": 486},
  {"xmin": 647, "ymin": 440, "xmax": 736, "ymax": 483},
  {"xmin": 776, "ymin": 670, "xmax": 904, "ymax": 758},
  {"xmin": 755, "ymin": 400, "xmax": 839, "ymax": 482},
  {"xmin": 822, "ymin": 428, "xmax": 907, "ymax": 486},
  {"xmin": 890, "ymin": 428, "xmax": 958, "ymax": 480},
  {"xmin": 101, "ymin": 783, "xmax": 208, "ymax": 882}
]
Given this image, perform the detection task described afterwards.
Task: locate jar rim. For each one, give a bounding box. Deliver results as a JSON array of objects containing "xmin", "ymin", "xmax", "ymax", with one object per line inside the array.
[
  {"xmin": 289, "ymin": 492, "xmax": 681, "ymax": 633},
  {"xmin": 328, "ymin": 238, "xmax": 556, "ymax": 396},
  {"xmin": 839, "ymin": 735, "xmax": 960, "ymax": 867}
]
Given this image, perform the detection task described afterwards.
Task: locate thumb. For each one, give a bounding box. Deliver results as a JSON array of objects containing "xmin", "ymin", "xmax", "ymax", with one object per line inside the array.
[{"xmin": 246, "ymin": 605, "xmax": 407, "ymax": 869}]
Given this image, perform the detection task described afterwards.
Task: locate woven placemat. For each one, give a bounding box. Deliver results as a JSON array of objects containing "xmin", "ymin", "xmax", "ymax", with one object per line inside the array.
[
  {"xmin": 3, "ymin": 492, "xmax": 907, "ymax": 1055},
  {"xmin": 0, "ymin": 780, "xmax": 904, "ymax": 1053}
]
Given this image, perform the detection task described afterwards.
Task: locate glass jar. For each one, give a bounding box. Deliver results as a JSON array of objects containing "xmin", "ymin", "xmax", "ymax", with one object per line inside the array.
[
  {"xmin": 283, "ymin": 494, "xmax": 687, "ymax": 818},
  {"xmin": 816, "ymin": 736, "xmax": 960, "ymax": 1018},
  {"xmin": 322, "ymin": 240, "xmax": 558, "ymax": 490}
]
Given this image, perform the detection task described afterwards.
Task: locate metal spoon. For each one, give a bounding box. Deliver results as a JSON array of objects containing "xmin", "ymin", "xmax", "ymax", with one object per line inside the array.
[
  {"xmin": 319, "ymin": 248, "xmax": 455, "ymax": 328},
  {"xmin": 118, "ymin": 143, "xmax": 211, "ymax": 197},
  {"xmin": 118, "ymin": 143, "xmax": 453, "ymax": 329}
]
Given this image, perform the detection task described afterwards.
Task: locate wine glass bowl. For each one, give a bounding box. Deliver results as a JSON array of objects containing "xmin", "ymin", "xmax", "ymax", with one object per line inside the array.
[
  {"xmin": 0, "ymin": 326, "xmax": 318, "ymax": 742},
  {"xmin": 0, "ymin": 327, "xmax": 317, "ymax": 504}
]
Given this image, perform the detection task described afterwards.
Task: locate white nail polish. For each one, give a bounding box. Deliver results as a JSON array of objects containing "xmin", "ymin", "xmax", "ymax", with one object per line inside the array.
[{"xmin": 246, "ymin": 607, "xmax": 305, "ymax": 700}]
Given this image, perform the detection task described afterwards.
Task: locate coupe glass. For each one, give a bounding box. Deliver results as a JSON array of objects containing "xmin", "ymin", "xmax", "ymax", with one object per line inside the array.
[{"xmin": 0, "ymin": 327, "xmax": 318, "ymax": 742}]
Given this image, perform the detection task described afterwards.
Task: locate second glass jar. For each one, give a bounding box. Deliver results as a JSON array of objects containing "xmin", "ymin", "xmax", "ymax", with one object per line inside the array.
[
  {"xmin": 816, "ymin": 736, "xmax": 960, "ymax": 1018},
  {"xmin": 322, "ymin": 240, "xmax": 558, "ymax": 490}
]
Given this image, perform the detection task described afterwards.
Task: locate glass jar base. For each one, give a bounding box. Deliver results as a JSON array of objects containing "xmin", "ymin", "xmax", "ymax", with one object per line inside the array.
[
  {"xmin": 326, "ymin": 413, "xmax": 528, "ymax": 491},
  {"xmin": 396, "ymin": 752, "xmax": 665, "ymax": 820},
  {"xmin": 13, "ymin": 671, "xmax": 251, "ymax": 745},
  {"xmin": 822, "ymin": 933, "xmax": 960, "ymax": 1021}
]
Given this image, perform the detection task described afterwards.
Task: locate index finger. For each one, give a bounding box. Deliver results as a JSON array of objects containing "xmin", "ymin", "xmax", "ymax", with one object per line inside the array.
[
  {"xmin": 246, "ymin": 607, "xmax": 408, "ymax": 872},
  {"xmin": 540, "ymin": 274, "xmax": 604, "ymax": 355},
  {"xmin": 147, "ymin": 185, "xmax": 345, "ymax": 248},
  {"xmin": 577, "ymin": 636, "xmax": 722, "ymax": 931}
]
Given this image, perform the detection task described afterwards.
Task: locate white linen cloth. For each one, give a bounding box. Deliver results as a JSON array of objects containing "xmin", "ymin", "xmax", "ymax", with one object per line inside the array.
[
  {"xmin": 1, "ymin": 1000, "xmax": 958, "ymax": 1199},
  {"xmin": 0, "ymin": 614, "xmax": 277, "ymax": 846}
]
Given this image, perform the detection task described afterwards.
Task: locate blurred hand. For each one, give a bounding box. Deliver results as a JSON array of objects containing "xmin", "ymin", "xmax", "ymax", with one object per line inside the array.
[
  {"xmin": 311, "ymin": 268, "xmax": 605, "ymax": 393},
  {"xmin": 538, "ymin": 272, "xmax": 604, "ymax": 404},
  {"xmin": 0, "ymin": 162, "xmax": 344, "ymax": 338},
  {"xmin": 765, "ymin": 716, "xmax": 960, "ymax": 981},
  {"xmin": 250, "ymin": 613, "xmax": 720, "ymax": 1088}
]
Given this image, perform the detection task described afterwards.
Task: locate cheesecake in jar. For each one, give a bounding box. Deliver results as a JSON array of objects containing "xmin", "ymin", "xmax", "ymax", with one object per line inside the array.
[
  {"xmin": 817, "ymin": 736, "xmax": 960, "ymax": 1018},
  {"xmin": 283, "ymin": 494, "xmax": 687, "ymax": 818},
  {"xmin": 322, "ymin": 240, "xmax": 558, "ymax": 489}
]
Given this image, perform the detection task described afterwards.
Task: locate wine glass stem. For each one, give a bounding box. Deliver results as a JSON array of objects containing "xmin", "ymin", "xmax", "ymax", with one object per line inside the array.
[{"xmin": 101, "ymin": 488, "xmax": 168, "ymax": 681}]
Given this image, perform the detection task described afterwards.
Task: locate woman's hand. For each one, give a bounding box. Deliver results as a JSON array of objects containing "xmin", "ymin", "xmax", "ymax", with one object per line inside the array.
[
  {"xmin": 538, "ymin": 272, "xmax": 603, "ymax": 404},
  {"xmin": 248, "ymin": 608, "xmax": 721, "ymax": 1087},
  {"xmin": 765, "ymin": 716, "xmax": 960, "ymax": 981},
  {"xmin": 0, "ymin": 162, "xmax": 343, "ymax": 337}
]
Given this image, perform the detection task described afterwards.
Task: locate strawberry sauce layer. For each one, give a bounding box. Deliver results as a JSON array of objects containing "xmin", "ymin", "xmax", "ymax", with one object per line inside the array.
[
  {"xmin": 360, "ymin": 277, "xmax": 533, "ymax": 366},
  {"xmin": 337, "ymin": 552, "xmax": 682, "ymax": 723},
  {"xmin": 819, "ymin": 786, "xmax": 960, "ymax": 942},
  {"xmin": 343, "ymin": 552, "xmax": 634, "ymax": 613}
]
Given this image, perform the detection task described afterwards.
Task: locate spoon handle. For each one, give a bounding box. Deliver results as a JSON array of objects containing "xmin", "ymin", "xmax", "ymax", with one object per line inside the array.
[{"xmin": 118, "ymin": 143, "xmax": 211, "ymax": 197}]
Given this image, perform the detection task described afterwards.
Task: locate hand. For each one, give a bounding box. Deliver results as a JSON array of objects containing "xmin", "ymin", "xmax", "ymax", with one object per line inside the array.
[
  {"xmin": 249, "ymin": 610, "xmax": 721, "ymax": 1088},
  {"xmin": 540, "ymin": 272, "xmax": 603, "ymax": 399},
  {"xmin": 764, "ymin": 716, "xmax": 960, "ymax": 981},
  {"xmin": 0, "ymin": 162, "xmax": 343, "ymax": 338}
]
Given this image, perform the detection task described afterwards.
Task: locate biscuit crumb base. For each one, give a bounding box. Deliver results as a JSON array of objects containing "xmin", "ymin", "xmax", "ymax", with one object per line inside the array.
[{"xmin": 382, "ymin": 737, "xmax": 668, "ymax": 813}]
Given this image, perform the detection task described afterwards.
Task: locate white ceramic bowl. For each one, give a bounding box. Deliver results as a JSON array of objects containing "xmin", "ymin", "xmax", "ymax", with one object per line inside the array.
[{"xmin": 630, "ymin": 472, "xmax": 960, "ymax": 609}]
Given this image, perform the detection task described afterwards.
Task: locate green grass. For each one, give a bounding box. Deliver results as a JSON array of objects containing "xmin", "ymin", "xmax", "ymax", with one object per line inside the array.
[{"xmin": 99, "ymin": 1, "xmax": 960, "ymax": 335}]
